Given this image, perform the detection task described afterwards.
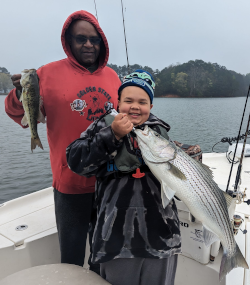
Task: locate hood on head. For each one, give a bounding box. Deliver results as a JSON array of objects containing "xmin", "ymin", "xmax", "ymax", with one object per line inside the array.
[{"xmin": 61, "ymin": 10, "xmax": 109, "ymax": 72}]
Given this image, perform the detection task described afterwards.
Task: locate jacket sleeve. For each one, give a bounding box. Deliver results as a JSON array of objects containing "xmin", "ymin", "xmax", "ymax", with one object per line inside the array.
[
  {"xmin": 66, "ymin": 119, "xmax": 123, "ymax": 177},
  {"xmin": 5, "ymin": 89, "xmax": 28, "ymax": 128}
]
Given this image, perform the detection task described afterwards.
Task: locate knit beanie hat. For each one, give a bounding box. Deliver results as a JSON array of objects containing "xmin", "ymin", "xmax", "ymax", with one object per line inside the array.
[{"xmin": 118, "ymin": 69, "xmax": 155, "ymax": 103}]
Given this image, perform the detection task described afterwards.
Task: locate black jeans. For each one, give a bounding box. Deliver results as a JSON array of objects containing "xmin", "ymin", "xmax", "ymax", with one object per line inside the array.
[{"xmin": 54, "ymin": 188, "xmax": 99, "ymax": 274}]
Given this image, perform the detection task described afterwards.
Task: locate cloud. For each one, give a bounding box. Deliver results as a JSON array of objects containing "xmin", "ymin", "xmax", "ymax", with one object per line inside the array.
[{"xmin": 1, "ymin": 0, "xmax": 250, "ymax": 75}]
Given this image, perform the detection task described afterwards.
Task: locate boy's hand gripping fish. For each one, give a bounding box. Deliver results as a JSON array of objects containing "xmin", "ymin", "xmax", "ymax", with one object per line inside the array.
[
  {"xmin": 134, "ymin": 125, "xmax": 249, "ymax": 281},
  {"xmin": 20, "ymin": 69, "xmax": 45, "ymax": 151}
]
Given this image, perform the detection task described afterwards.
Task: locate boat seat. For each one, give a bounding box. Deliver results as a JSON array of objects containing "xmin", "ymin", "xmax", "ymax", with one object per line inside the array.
[{"xmin": 0, "ymin": 264, "xmax": 110, "ymax": 285}]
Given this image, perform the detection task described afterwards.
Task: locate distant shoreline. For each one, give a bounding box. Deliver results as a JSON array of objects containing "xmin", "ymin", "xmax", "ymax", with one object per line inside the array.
[
  {"xmin": 158, "ymin": 94, "xmax": 180, "ymax": 98},
  {"xmin": 156, "ymin": 94, "xmax": 246, "ymax": 98},
  {"xmin": 0, "ymin": 93, "xmax": 245, "ymax": 98}
]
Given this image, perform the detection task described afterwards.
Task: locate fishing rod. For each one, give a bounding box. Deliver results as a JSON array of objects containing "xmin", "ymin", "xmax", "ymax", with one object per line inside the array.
[
  {"xmin": 226, "ymin": 85, "xmax": 250, "ymax": 194},
  {"xmin": 233, "ymin": 113, "xmax": 250, "ymax": 191},
  {"xmin": 93, "ymin": 0, "xmax": 98, "ymax": 21},
  {"xmin": 120, "ymin": 0, "xmax": 130, "ymax": 73},
  {"xmin": 93, "ymin": 0, "xmax": 130, "ymax": 73}
]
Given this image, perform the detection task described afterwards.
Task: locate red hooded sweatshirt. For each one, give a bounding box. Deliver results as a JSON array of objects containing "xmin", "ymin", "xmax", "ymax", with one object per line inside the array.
[{"xmin": 5, "ymin": 10, "xmax": 121, "ymax": 194}]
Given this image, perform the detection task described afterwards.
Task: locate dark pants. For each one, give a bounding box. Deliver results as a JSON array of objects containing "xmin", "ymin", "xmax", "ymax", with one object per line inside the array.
[
  {"xmin": 100, "ymin": 255, "xmax": 178, "ymax": 285},
  {"xmin": 54, "ymin": 188, "xmax": 99, "ymax": 274}
]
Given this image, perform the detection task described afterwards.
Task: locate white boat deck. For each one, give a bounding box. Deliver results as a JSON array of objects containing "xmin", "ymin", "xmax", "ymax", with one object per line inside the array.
[
  {"xmin": 0, "ymin": 152, "xmax": 249, "ymax": 284},
  {"xmin": 0, "ymin": 188, "xmax": 59, "ymax": 279}
]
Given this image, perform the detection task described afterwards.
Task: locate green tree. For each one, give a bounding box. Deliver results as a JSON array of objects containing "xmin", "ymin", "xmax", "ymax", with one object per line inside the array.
[
  {"xmin": 108, "ymin": 61, "xmax": 247, "ymax": 98},
  {"xmin": 0, "ymin": 67, "xmax": 10, "ymax": 74},
  {"xmin": 245, "ymin": 73, "xmax": 250, "ymax": 87},
  {"xmin": 154, "ymin": 64, "xmax": 176, "ymax": 96},
  {"xmin": 0, "ymin": 73, "xmax": 13, "ymax": 93},
  {"xmin": 173, "ymin": 72, "xmax": 188, "ymax": 95}
]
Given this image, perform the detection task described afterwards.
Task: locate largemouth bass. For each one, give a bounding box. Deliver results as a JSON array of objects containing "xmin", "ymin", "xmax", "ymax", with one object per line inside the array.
[
  {"xmin": 20, "ymin": 69, "xmax": 45, "ymax": 151},
  {"xmin": 134, "ymin": 125, "xmax": 249, "ymax": 281}
]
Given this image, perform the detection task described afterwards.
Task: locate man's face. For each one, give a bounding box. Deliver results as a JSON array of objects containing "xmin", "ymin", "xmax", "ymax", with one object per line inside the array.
[
  {"xmin": 69, "ymin": 20, "xmax": 101, "ymax": 67},
  {"xmin": 118, "ymin": 86, "xmax": 153, "ymax": 126}
]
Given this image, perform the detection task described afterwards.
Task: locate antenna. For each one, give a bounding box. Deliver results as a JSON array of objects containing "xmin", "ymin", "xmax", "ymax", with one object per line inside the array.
[
  {"xmin": 120, "ymin": 0, "xmax": 130, "ymax": 73},
  {"xmin": 93, "ymin": 0, "xmax": 98, "ymax": 21}
]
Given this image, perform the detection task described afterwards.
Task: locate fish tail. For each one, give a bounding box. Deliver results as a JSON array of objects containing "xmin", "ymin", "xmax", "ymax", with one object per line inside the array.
[
  {"xmin": 219, "ymin": 243, "xmax": 249, "ymax": 281},
  {"xmin": 31, "ymin": 136, "xmax": 43, "ymax": 152}
]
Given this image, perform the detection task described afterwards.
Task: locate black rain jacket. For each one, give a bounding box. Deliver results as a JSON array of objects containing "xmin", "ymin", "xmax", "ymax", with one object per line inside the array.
[{"xmin": 66, "ymin": 113, "xmax": 181, "ymax": 263}]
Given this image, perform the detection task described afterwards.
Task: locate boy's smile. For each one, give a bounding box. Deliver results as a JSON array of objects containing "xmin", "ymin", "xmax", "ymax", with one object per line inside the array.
[{"xmin": 118, "ymin": 86, "xmax": 153, "ymax": 126}]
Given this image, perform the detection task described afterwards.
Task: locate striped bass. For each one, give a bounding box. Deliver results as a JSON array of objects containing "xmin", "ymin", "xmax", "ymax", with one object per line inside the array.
[
  {"xmin": 20, "ymin": 69, "xmax": 45, "ymax": 151},
  {"xmin": 134, "ymin": 125, "xmax": 249, "ymax": 281}
]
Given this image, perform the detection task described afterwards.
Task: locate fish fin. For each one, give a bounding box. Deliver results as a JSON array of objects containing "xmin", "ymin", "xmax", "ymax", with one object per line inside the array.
[
  {"xmin": 197, "ymin": 161, "xmax": 214, "ymax": 178},
  {"xmin": 31, "ymin": 137, "xmax": 43, "ymax": 152},
  {"xmin": 161, "ymin": 189, "xmax": 170, "ymax": 208},
  {"xmin": 161, "ymin": 181, "xmax": 176, "ymax": 208},
  {"xmin": 169, "ymin": 163, "xmax": 187, "ymax": 180},
  {"xmin": 222, "ymin": 191, "xmax": 234, "ymax": 208},
  {"xmin": 21, "ymin": 114, "xmax": 28, "ymax": 126},
  {"xmin": 201, "ymin": 163, "xmax": 213, "ymax": 176},
  {"xmin": 203, "ymin": 225, "xmax": 219, "ymax": 247},
  {"xmin": 37, "ymin": 110, "xmax": 46, "ymax": 123},
  {"xmin": 219, "ymin": 243, "xmax": 249, "ymax": 281}
]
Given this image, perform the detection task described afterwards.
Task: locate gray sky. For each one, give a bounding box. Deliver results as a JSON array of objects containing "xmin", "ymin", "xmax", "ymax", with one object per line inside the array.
[{"xmin": 1, "ymin": 0, "xmax": 250, "ymax": 75}]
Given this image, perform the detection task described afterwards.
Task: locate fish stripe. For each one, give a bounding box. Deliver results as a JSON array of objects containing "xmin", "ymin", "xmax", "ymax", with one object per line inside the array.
[{"xmin": 171, "ymin": 150, "xmax": 235, "ymax": 254}]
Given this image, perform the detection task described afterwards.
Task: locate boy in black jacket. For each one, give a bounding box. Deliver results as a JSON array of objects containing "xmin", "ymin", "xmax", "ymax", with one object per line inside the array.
[{"xmin": 67, "ymin": 70, "xmax": 181, "ymax": 285}]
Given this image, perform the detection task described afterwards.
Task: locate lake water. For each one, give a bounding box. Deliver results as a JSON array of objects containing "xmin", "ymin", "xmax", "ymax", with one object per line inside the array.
[{"xmin": 0, "ymin": 95, "xmax": 249, "ymax": 204}]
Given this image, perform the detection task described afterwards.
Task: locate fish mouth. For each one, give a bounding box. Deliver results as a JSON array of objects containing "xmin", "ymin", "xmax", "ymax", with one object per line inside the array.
[
  {"xmin": 134, "ymin": 127, "xmax": 176, "ymax": 162},
  {"xmin": 21, "ymin": 69, "xmax": 37, "ymax": 86}
]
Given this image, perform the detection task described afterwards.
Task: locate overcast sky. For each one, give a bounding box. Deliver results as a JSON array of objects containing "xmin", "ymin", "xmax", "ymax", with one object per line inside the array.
[{"xmin": 1, "ymin": 0, "xmax": 250, "ymax": 75}]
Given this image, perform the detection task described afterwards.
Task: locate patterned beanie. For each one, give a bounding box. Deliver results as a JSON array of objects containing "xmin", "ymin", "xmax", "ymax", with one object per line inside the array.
[{"xmin": 118, "ymin": 69, "xmax": 155, "ymax": 103}]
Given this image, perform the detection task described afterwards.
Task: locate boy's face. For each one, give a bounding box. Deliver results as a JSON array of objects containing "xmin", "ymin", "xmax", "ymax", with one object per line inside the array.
[{"xmin": 118, "ymin": 86, "xmax": 153, "ymax": 126}]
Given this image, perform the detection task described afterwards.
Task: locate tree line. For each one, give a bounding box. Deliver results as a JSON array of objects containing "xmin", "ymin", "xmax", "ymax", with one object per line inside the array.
[
  {"xmin": 2, "ymin": 60, "xmax": 250, "ymax": 97},
  {"xmin": 0, "ymin": 67, "xmax": 13, "ymax": 93},
  {"xmin": 108, "ymin": 60, "xmax": 250, "ymax": 98}
]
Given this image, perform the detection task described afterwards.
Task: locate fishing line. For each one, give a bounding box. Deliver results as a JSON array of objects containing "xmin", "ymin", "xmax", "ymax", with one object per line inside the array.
[
  {"xmin": 220, "ymin": 131, "xmax": 250, "ymax": 145},
  {"xmin": 93, "ymin": 0, "xmax": 98, "ymax": 21},
  {"xmin": 93, "ymin": 0, "xmax": 130, "ymax": 72},
  {"xmin": 120, "ymin": 0, "xmax": 130, "ymax": 73},
  {"xmin": 226, "ymin": 85, "xmax": 250, "ymax": 193},
  {"xmin": 212, "ymin": 130, "xmax": 250, "ymax": 152},
  {"xmin": 212, "ymin": 130, "xmax": 250, "ymax": 159},
  {"xmin": 226, "ymin": 151, "xmax": 239, "ymax": 164}
]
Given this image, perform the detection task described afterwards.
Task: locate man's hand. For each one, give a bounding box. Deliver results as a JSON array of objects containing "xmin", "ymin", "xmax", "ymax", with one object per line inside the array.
[
  {"xmin": 11, "ymin": 74, "xmax": 22, "ymax": 91},
  {"xmin": 11, "ymin": 74, "xmax": 22, "ymax": 99},
  {"xmin": 111, "ymin": 114, "xmax": 133, "ymax": 140}
]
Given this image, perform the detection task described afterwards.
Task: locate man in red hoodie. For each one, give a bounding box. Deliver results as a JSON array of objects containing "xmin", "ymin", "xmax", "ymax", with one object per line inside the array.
[{"xmin": 5, "ymin": 11, "xmax": 121, "ymax": 271}]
